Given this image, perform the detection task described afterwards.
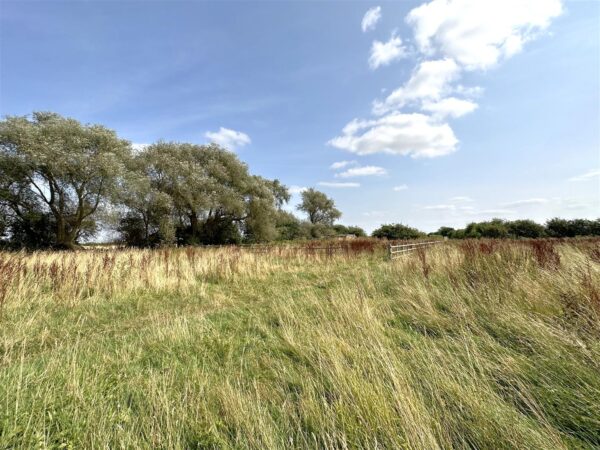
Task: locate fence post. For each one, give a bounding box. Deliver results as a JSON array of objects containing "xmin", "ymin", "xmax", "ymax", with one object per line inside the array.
[{"xmin": 387, "ymin": 243, "xmax": 392, "ymax": 260}]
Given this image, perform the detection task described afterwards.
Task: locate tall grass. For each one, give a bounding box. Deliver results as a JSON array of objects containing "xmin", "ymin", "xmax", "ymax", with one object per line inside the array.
[{"xmin": 1, "ymin": 239, "xmax": 599, "ymax": 449}]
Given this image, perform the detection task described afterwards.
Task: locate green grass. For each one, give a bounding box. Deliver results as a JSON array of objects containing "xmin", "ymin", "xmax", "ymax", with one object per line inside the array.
[{"xmin": 1, "ymin": 242, "xmax": 599, "ymax": 449}]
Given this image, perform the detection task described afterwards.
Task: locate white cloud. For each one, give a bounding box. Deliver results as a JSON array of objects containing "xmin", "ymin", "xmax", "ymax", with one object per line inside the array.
[
  {"xmin": 477, "ymin": 209, "xmax": 516, "ymax": 216},
  {"xmin": 421, "ymin": 97, "xmax": 478, "ymax": 118},
  {"xmin": 361, "ymin": 6, "xmax": 382, "ymax": 32},
  {"xmin": 450, "ymin": 196, "xmax": 473, "ymax": 202},
  {"xmin": 328, "ymin": 112, "xmax": 458, "ymax": 158},
  {"xmin": 423, "ymin": 204, "xmax": 456, "ymax": 211},
  {"xmin": 318, "ymin": 181, "xmax": 361, "ymax": 188},
  {"xmin": 559, "ymin": 198, "xmax": 597, "ymax": 211},
  {"xmin": 330, "ymin": 0, "xmax": 562, "ymax": 162},
  {"xmin": 406, "ymin": 0, "xmax": 563, "ymax": 70},
  {"xmin": 393, "ymin": 184, "xmax": 408, "ymax": 191},
  {"xmin": 205, "ymin": 127, "xmax": 251, "ymax": 150},
  {"xmin": 454, "ymin": 85, "xmax": 484, "ymax": 98},
  {"xmin": 369, "ymin": 33, "xmax": 407, "ymax": 69},
  {"xmin": 502, "ymin": 198, "xmax": 549, "ymax": 207},
  {"xmin": 568, "ymin": 169, "xmax": 600, "ymax": 182},
  {"xmin": 335, "ymin": 165, "xmax": 387, "ymax": 178},
  {"xmin": 373, "ymin": 59, "xmax": 460, "ymax": 114},
  {"xmin": 131, "ymin": 143, "xmax": 150, "ymax": 153},
  {"xmin": 330, "ymin": 160, "xmax": 357, "ymax": 170},
  {"xmin": 288, "ymin": 185, "xmax": 307, "ymax": 194}
]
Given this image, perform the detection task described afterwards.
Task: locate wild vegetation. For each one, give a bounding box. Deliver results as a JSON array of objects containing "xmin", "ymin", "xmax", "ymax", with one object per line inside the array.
[
  {"xmin": 1, "ymin": 238, "xmax": 599, "ymax": 449},
  {"xmin": 2, "ymin": 113, "xmax": 597, "ymax": 251},
  {"xmin": 0, "ymin": 113, "xmax": 363, "ymax": 250},
  {"xmin": 433, "ymin": 218, "xmax": 600, "ymax": 239}
]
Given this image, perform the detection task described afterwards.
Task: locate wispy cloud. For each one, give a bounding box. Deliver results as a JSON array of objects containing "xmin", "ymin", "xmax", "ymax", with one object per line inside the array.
[
  {"xmin": 393, "ymin": 184, "xmax": 408, "ymax": 191},
  {"xmin": 421, "ymin": 97, "xmax": 478, "ymax": 119},
  {"xmin": 369, "ymin": 32, "xmax": 407, "ymax": 69},
  {"xmin": 568, "ymin": 169, "xmax": 600, "ymax": 182},
  {"xmin": 423, "ymin": 204, "xmax": 456, "ymax": 211},
  {"xmin": 501, "ymin": 198, "xmax": 548, "ymax": 207},
  {"xmin": 450, "ymin": 196, "xmax": 473, "ymax": 202},
  {"xmin": 330, "ymin": 160, "xmax": 357, "ymax": 170},
  {"xmin": 331, "ymin": 0, "xmax": 563, "ymax": 160},
  {"xmin": 335, "ymin": 165, "xmax": 387, "ymax": 178},
  {"xmin": 373, "ymin": 58, "xmax": 461, "ymax": 114},
  {"xmin": 318, "ymin": 181, "xmax": 360, "ymax": 188},
  {"xmin": 205, "ymin": 127, "xmax": 251, "ymax": 151},
  {"xmin": 477, "ymin": 209, "xmax": 516, "ymax": 216},
  {"xmin": 361, "ymin": 6, "xmax": 381, "ymax": 32}
]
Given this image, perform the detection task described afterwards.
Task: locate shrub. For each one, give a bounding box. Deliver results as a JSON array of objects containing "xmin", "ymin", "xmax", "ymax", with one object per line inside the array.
[
  {"xmin": 371, "ymin": 223, "xmax": 425, "ymax": 240},
  {"xmin": 507, "ymin": 220, "xmax": 546, "ymax": 238}
]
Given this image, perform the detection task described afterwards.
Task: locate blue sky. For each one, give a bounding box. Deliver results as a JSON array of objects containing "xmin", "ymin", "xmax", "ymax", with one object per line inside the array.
[{"xmin": 1, "ymin": 0, "xmax": 598, "ymax": 232}]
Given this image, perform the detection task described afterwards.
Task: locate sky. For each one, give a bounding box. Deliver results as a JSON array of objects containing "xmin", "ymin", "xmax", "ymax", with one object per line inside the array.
[{"xmin": 1, "ymin": 0, "xmax": 598, "ymax": 233}]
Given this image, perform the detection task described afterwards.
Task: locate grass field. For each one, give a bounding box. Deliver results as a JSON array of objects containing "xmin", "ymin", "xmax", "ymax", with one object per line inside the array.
[{"xmin": 1, "ymin": 240, "xmax": 599, "ymax": 449}]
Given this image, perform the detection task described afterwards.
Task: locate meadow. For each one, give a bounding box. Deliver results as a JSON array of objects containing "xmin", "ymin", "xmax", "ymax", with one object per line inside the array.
[{"xmin": 1, "ymin": 239, "xmax": 599, "ymax": 449}]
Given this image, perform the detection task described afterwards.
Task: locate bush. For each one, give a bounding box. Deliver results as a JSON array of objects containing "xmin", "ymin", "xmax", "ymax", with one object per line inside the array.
[
  {"xmin": 332, "ymin": 224, "xmax": 367, "ymax": 237},
  {"xmin": 436, "ymin": 226, "xmax": 455, "ymax": 237},
  {"xmin": 371, "ymin": 223, "xmax": 425, "ymax": 240},
  {"xmin": 507, "ymin": 220, "xmax": 546, "ymax": 238},
  {"xmin": 546, "ymin": 218, "xmax": 600, "ymax": 238}
]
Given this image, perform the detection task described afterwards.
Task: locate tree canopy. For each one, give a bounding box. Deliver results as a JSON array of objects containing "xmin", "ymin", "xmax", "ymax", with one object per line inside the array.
[
  {"xmin": 371, "ymin": 223, "xmax": 425, "ymax": 240},
  {"xmin": 0, "ymin": 112, "xmax": 130, "ymax": 249},
  {"xmin": 297, "ymin": 188, "xmax": 341, "ymax": 225},
  {"xmin": 2, "ymin": 112, "xmax": 598, "ymax": 249}
]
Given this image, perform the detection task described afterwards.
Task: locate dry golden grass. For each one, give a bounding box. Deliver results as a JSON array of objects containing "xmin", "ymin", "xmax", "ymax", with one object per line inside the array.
[{"xmin": 1, "ymin": 240, "xmax": 599, "ymax": 449}]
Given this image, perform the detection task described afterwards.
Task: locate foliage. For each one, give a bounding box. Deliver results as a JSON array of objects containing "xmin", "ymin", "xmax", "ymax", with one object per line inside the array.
[
  {"xmin": 371, "ymin": 223, "xmax": 425, "ymax": 240},
  {"xmin": 546, "ymin": 218, "xmax": 600, "ymax": 238},
  {"xmin": 2, "ymin": 113, "xmax": 598, "ymax": 250},
  {"xmin": 446, "ymin": 218, "xmax": 600, "ymax": 240},
  {"xmin": 0, "ymin": 113, "xmax": 296, "ymax": 249},
  {"xmin": 464, "ymin": 219, "xmax": 509, "ymax": 238},
  {"xmin": 125, "ymin": 142, "xmax": 287, "ymax": 246},
  {"xmin": 332, "ymin": 224, "xmax": 367, "ymax": 237},
  {"xmin": 506, "ymin": 219, "xmax": 546, "ymax": 238},
  {"xmin": 436, "ymin": 226, "xmax": 455, "ymax": 237},
  {"xmin": 274, "ymin": 211, "xmax": 309, "ymax": 241},
  {"xmin": 0, "ymin": 112, "xmax": 130, "ymax": 249},
  {"xmin": 297, "ymin": 188, "xmax": 341, "ymax": 225}
]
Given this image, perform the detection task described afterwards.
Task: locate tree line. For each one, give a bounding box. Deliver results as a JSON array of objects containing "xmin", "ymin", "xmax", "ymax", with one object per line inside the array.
[
  {"xmin": 2, "ymin": 113, "xmax": 597, "ymax": 250},
  {"xmin": 372, "ymin": 218, "xmax": 600, "ymax": 240},
  {"xmin": 0, "ymin": 112, "xmax": 362, "ymax": 249}
]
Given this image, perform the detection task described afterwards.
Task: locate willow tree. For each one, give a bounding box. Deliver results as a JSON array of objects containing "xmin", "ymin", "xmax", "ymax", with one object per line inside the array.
[
  {"xmin": 115, "ymin": 156, "xmax": 175, "ymax": 247},
  {"xmin": 0, "ymin": 112, "xmax": 130, "ymax": 249},
  {"xmin": 297, "ymin": 188, "xmax": 341, "ymax": 225},
  {"xmin": 137, "ymin": 142, "xmax": 287, "ymax": 244}
]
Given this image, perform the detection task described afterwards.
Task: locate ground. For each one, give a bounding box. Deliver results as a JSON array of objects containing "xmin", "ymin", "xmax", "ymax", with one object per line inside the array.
[{"xmin": 1, "ymin": 240, "xmax": 599, "ymax": 449}]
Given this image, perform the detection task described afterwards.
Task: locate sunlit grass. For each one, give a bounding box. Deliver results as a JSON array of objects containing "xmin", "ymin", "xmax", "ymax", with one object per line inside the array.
[{"xmin": 1, "ymin": 240, "xmax": 599, "ymax": 449}]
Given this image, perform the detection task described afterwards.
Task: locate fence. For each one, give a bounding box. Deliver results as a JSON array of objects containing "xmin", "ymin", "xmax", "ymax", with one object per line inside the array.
[{"xmin": 388, "ymin": 240, "xmax": 442, "ymax": 260}]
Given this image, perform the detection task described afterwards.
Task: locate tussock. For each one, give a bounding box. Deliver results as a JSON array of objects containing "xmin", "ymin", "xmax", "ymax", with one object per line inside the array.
[{"xmin": 1, "ymin": 240, "xmax": 599, "ymax": 449}]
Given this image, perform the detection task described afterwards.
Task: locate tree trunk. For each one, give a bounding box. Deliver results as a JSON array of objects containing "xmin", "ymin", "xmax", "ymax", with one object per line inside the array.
[
  {"xmin": 55, "ymin": 217, "xmax": 79, "ymax": 250},
  {"xmin": 190, "ymin": 213, "xmax": 199, "ymax": 237}
]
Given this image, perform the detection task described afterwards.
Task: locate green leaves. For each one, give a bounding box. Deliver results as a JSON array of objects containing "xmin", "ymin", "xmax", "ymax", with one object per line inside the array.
[
  {"xmin": 297, "ymin": 188, "xmax": 341, "ymax": 225},
  {"xmin": 0, "ymin": 112, "xmax": 131, "ymax": 248}
]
